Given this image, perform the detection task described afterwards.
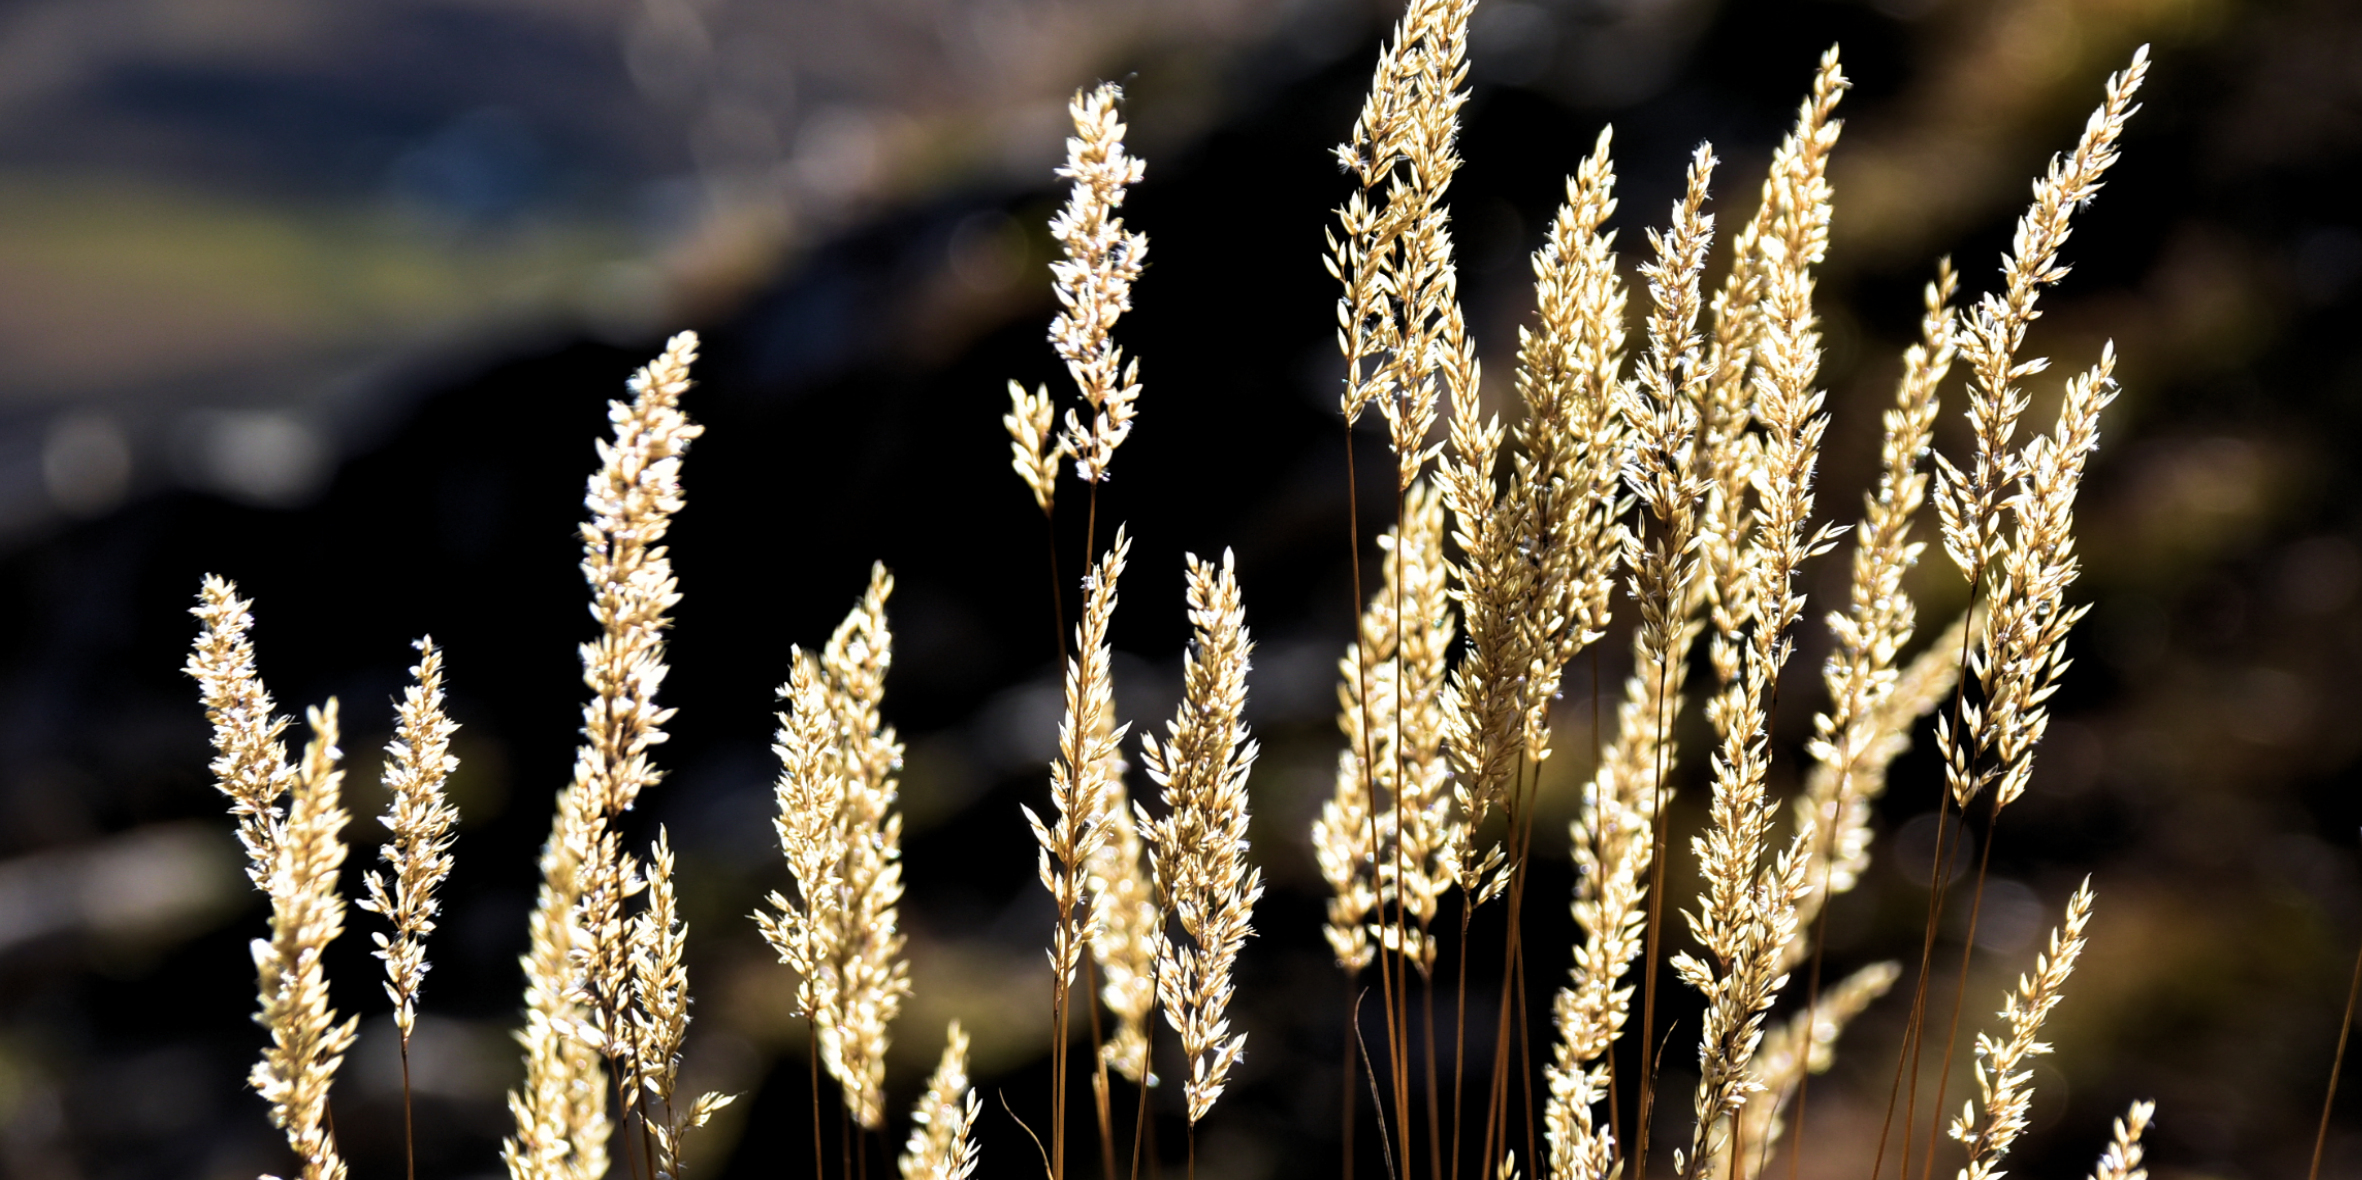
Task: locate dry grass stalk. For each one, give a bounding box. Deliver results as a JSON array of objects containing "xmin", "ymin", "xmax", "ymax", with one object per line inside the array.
[
  {"xmin": 627, "ymin": 832, "xmax": 735, "ymax": 1175},
  {"xmin": 1783, "ymin": 268, "xmax": 1959, "ymax": 963},
  {"xmin": 1026, "ymin": 530, "xmax": 1130, "ymax": 1178},
  {"xmin": 189, "ymin": 583, "xmax": 360, "ymax": 1180},
  {"xmin": 2087, "ymin": 1101, "xmax": 2156, "ymax": 1180},
  {"xmin": 1316, "ymin": 480, "xmax": 1458, "ymax": 972},
  {"xmin": 358, "ymin": 637, "xmax": 460, "ymax": 1180},
  {"xmin": 1327, "ymin": 0, "xmax": 1478, "ymax": 487},
  {"xmin": 1140, "ymin": 551, "xmax": 1262, "ymax": 1124},
  {"xmin": 1696, "ymin": 49, "xmax": 1846, "ymax": 709},
  {"xmin": 506, "ymin": 330, "xmax": 702, "ymax": 1180},
  {"xmin": 1620, "ymin": 138, "xmax": 1720, "ymax": 1177},
  {"xmin": 1086, "ymin": 708, "xmax": 1164, "ymax": 1085},
  {"xmin": 1439, "ymin": 125, "xmax": 1627, "ymax": 889},
  {"xmin": 361, "ymin": 639, "xmax": 461, "ymax": 1040},
  {"xmin": 902, "ymin": 1022, "xmax": 983, "ymax": 1180},
  {"xmin": 1674, "ymin": 52, "xmax": 1850, "ymax": 1179},
  {"xmin": 1945, "ymin": 880, "xmax": 2096, "ymax": 1180},
  {"xmin": 757, "ymin": 567, "xmax": 911, "ymax": 1128},
  {"xmin": 1934, "ymin": 49, "xmax": 2148, "ymax": 816},
  {"xmin": 1936, "ymin": 47, "xmax": 2148, "ymax": 591}
]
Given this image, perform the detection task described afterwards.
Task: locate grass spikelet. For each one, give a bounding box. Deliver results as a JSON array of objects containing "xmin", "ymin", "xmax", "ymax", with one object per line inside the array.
[
  {"xmin": 1946, "ymin": 880, "xmax": 2096, "ymax": 1180},
  {"xmin": 507, "ymin": 330, "xmax": 702, "ymax": 1180},
  {"xmin": 2087, "ymin": 1101, "xmax": 2155, "ymax": 1180},
  {"xmin": 901, "ymin": 1022, "xmax": 983, "ymax": 1180},
  {"xmin": 1316, "ymin": 480, "xmax": 1456, "ymax": 970},
  {"xmin": 1697, "ymin": 48, "xmax": 1847, "ymax": 707},
  {"xmin": 1004, "ymin": 380, "xmax": 1064, "ymax": 516},
  {"xmin": 1140, "ymin": 550, "xmax": 1262, "ymax": 1125},
  {"xmin": 1048, "ymin": 83, "xmax": 1148, "ymax": 487}
]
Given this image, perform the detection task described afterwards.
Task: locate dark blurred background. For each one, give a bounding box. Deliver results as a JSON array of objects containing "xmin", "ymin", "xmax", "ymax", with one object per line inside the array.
[{"xmin": 1, "ymin": 0, "xmax": 2358, "ymax": 1178}]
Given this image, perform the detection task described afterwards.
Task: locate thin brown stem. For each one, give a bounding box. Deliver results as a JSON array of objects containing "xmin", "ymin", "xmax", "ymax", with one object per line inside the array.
[
  {"xmin": 2311, "ymin": 918, "xmax": 2362, "ymax": 1180},
  {"xmin": 1347, "ymin": 977, "xmax": 1362, "ymax": 1180},
  {"xmin": 1784, "ymin": 837, "xmax": 1839, "ymax": 1180},
  {"xmin": 1451, "ymin": 907, "xmax": 1474, "ymax": 1180},
  {"xmin": 1919, "ymin": 793, "xmax": 2005, "ymax": 1180},
  {"xmin": 1635, "ymin": 631, "xmax": 1681, "ymax": 1179},
  {"xmin": 1357, "ymin": 988, "xmax": 1403, "ymax": 1180},
  {"xmin": 399, "ymin": 1035, "xmax": 416, "ymax": 1180},
  {"xmin": 1132, "ymin": 1006, "xmax": 1156, "ymax": 1180},
  {"xmin": 1089, "ymin": 957, "xmax": 1119, "ymax": 1180},
  {"xmin": 1874, "ymin": 592, "xmax": 1982, "ymax": 1180},
  {"xmin": 1425, "ymin": 972, "xmax": 1444, "ymax": 1180},
  {"xmin": 812, "ymin": 1019, "xmax": 826, "ymax": 1180},
  {"xmin": 611, "ymin": 1055, "xmax": 645, "ymax": 1180},
  {"xmin": 1048, "ymin": 511, "xmax": 1070, "ymax": 668},
  {"xmin": 1349, "ymin": 417, "xmax": 1409, "ymax": 1180},
  {"xmin": 1388, "ymin": 478, "xmax": 1416, "ymax": 1180}
]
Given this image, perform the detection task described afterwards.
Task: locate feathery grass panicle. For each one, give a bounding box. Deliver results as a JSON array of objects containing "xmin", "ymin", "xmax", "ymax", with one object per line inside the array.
[
  {"xmin": 1030, "ymin": 532, "xmax": 1130, "ymax": 995},
  {"xmin": 902, "ymin": 1022, "xmax": 983, "ymax": 1180},
  {"xmin": 1316, "ymin": 481, "xmax": 1457, "ymax": 970},
  {"xmin": 1328, "ymin": 0, "xmax": 1478, "ymax": 487},
  {"xmin": 1697, "ymin": 49, "xmax": 1847, "ymax": 708},
  {"xmin": 188, "ymin": 576, "xmax": 296, "ymax": 878},
  {"xmin": 1140, "ymin": 551, "xmax": 1262, "ymax": 1124},
  {"xmin": 1438, "ymin": 127, "xmax": 1626, "ymax": 891},
  {"xmin": 1673, "ymin": 50, "xmax": 1851, "ymax": 1164},
  {"xmin": 1932, "ymin": 47, "xmax": 2147, "ymax": 819},
  {"xmin": 1784, "ymin": 266, "xmax": 1959, "ymax": 960},
  {"xmin": 2088, "ymin": 1101, "xmax": 2156, "ymax": 1180},
  {"xmin": 1618, "ymin": 141, "xmax": 1719, "ymax": 1169},
  {"xmin": 1026, "ymin": 530, "xmax": 1129, "ymax": 1179},
  {"xmin": 757, "ymin": 567, "xmax": 909, "ymax": 1127},
  {"xmin": 1947, "ymin": 880, "xmax": 2097, "ymax": 1180},
  {"xmin": 361, "ymin": 639, "xmax": 461, "ymax": 1040},
  {"xmin": 507, "ymin": 330, "xmax": 701, "ymax": 1180},
  {"xmin": 756, "ymin": 647, "xmax": 847, "ymax": 1040},
  {"xmin": 1700, "ymin": 961, "xmax": 1901, "ymax": 1180},
  {"xmin": 628, "ymin": 831, "xmax": 735, "ymax": 1175},
  {"xmin": 258, "ymin": 703, "xmax": 360, "ymax": 1180},
  {"xmin": 1047, "ymin": 83, "xmax": 1148, "ymax": 486},
  {"xmin": 818, "ymin": 566, "xmax": 911, "ymax": 1127},
  {"xmin": 188, "ymin": 584, "xmax": 359, "ymax": 1180},
  {"xmin": 1935, "ymin": 46, "xmax": 2148, "ymax": 585},
  {"xmin": 1374, "ymin": 481, "xmax": 1457, "ymax": 969}
]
